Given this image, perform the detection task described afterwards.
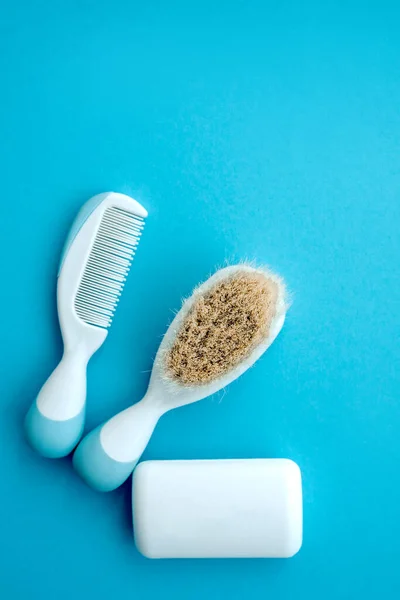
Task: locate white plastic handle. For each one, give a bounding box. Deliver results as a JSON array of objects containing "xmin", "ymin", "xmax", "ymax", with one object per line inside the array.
[
  {"xmin": 73, "ymin": 396, "xmax": 164, "ymax": 492},
  {"xmin": 25, "ymin": 347, "xmax": 91, "ymax": 458}
]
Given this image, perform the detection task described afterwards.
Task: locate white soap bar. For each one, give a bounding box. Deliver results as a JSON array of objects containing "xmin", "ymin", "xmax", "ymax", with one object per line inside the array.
[{"xmin": 132, "ymin": 458, "xmax": 302, "ymax": 559}]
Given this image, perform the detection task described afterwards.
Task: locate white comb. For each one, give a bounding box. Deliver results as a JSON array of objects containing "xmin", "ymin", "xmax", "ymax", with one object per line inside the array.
[
  {"xmin": 74, "ymin": 206, "xmax": 144, "ymax": 328},
  {"xmin": 25, "ymin": 192, "xmax": 147, "ymax": 458}
]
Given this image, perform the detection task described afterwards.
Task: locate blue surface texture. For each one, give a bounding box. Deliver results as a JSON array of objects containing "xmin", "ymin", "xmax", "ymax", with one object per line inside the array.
[{"xmin": 1, "ymin": 1, "xmax": 400, "ymax": 598}]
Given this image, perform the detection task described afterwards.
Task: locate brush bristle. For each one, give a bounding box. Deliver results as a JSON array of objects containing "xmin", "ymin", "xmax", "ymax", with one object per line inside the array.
[
  {"xmin": 165, "ymin": 270, "xmax": 279, "ymax": 385},
  {"xmin": 74, "ymin": 206, "xmax": 145, "ymax": 328}
]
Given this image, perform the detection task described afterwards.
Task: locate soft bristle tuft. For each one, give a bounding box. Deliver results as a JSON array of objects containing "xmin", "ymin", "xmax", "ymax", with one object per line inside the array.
[
  {"xmin": 74, "ymin": 206, "xmax": 145, "ymax": 328},
  {"xmin": 165, "ymin": 271, "xmax": 279, "ymax": 385}
]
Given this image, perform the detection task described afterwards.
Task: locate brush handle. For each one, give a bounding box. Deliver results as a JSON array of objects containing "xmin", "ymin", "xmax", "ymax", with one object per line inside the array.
[
  {"xmin": 73, "ymin": 397, "xmax": 162, "ymax": 492},
  {"xmin": 25, "ymin": 348, "xmax": 90, "ymax": 458}
]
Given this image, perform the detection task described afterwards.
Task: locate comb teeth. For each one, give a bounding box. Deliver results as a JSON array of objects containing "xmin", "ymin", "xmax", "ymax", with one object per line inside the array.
[{"xmin": 74, "ymin": 206, "xmax": 145, "ymax": 328}]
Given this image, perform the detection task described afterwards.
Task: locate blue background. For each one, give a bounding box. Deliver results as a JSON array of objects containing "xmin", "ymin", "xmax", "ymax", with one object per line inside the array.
[{"xmin": 1, "ymin": 1, "xmax": 400, "ymax": 598}]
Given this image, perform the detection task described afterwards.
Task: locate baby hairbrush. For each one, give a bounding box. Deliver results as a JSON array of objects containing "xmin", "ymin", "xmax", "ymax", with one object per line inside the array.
[{"xmin": 73, "ymin": 264, "xmax": 288, "ymax": 490}]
